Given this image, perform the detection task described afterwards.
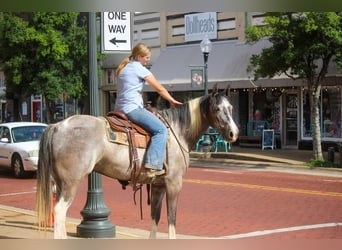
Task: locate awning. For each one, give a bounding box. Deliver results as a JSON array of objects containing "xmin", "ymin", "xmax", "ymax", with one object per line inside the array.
[{"xmin": 145, "ymin": 39, "xmax": 299, "ymax": 92}]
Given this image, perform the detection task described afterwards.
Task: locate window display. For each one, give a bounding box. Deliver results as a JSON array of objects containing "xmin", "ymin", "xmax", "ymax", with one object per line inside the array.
[{"xmin": 302, "ymin": 88, "xmax": 341, "ymax": 139}]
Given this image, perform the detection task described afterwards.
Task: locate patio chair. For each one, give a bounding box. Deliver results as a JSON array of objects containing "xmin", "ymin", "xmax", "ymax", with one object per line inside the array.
[
  {"xmin": 195, "ymin": 135, "xmax": 205, "ymax": 152},
  {"xmin": 214, "ymin": 135, "xmax": 232, "ymax": 153}
]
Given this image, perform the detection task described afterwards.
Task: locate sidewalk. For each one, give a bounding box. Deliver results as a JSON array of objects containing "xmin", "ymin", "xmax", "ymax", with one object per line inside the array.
[
  {"xmin": 1, "ymin": 147, "xmax": 341, "ymax": 239},
  {"xmin": 0, "ymin": 204, "xmax": 206, "ymax": 239},
  {"xmin": 191, "ymin": 146, "xmax": 341, "ymax": 168}
]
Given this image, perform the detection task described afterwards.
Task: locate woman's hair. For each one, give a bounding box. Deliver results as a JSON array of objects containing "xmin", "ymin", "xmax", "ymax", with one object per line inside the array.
[{"xmin": 116, "ymin": 43, "xmax": 151, "ymax": 76}]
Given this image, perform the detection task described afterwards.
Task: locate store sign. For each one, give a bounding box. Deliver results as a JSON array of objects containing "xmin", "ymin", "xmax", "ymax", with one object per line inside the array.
[
  {"xmin": 184, "ymin": 12, "xmax": 217, "ymax": 42},
  {"xmin": 101, "ymin": 12, "xmax": 132, "ymax": 53}
]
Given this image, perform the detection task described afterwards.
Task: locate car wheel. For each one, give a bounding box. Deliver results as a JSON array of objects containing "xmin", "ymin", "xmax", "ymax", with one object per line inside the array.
[{"xmin": 12, "ymin": 154, "xmax": 29, "ymax": 178}]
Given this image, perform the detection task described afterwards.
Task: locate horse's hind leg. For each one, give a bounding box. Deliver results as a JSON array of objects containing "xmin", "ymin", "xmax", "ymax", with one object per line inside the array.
[
  {"xmin": 54, "ymin": 197, "xmax": 71, "ymax": 239},
  {"xmin": 54, "ymin": 185, "xmax": 77, "ymax": 239},
  {"xmin": 149, "ymin": 185, "xmax": 165, "ymax": 239}
]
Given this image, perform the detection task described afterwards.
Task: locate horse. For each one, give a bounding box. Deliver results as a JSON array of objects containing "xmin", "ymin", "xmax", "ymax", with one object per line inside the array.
[{"xmin": 36, "ymin": 84, "xmax": 239, "ymax": 239}]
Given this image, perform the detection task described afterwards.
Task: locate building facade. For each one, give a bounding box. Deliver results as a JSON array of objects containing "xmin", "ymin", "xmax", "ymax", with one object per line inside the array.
[
  {"xmin": 3, "ymin": 12, "xmax": 339, "ymax": 149},
  {"xmin": 100, "ymin": 12, "xmax": 342, "ymax": 149}
]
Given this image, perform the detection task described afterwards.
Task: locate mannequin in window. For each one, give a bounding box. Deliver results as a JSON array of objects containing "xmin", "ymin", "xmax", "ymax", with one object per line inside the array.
[{"xmin": 253, "ymin": 109, "xmax": 263, "ymax": 120}]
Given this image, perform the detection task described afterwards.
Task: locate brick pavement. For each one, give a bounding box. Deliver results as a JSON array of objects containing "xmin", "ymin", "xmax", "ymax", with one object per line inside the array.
[
  {"xmin": 0, "ymin": 204, "xmax": 206, "ymax": 239},
  {"xmin": 0, "ymin": 147, "xmax": 341, "ymax": 239}
]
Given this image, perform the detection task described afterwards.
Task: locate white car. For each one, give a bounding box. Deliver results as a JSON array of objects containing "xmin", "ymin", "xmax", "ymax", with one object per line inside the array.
[{"xmin": 0, "ymin": 122, "xmax": 48, "ymax": 178}]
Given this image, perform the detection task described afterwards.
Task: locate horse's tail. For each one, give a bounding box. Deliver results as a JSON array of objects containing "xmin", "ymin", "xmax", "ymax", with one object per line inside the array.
[{"xmin": 36, "ymin": 124, "xmax": 56, "ymax": 231}]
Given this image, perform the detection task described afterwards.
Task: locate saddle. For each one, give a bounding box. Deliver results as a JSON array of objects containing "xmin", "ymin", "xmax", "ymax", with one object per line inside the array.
[
  {"xmin": 105, "ymin": 108, "xmax": 166, "ymax": 190},
  {"xmin": 106, "ymin": 111, "xmax": 151, "ymax": 148}
]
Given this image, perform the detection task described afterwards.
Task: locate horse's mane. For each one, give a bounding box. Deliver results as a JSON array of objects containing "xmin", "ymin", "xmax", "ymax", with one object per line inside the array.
[{"xmin": 160, "ymin": 96, "xmax": 206, "ymax": 142}]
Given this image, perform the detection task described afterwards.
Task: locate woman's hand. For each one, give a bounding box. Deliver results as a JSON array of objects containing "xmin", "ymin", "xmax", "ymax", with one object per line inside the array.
[{"xmin": 170, "ymin": 99, "xmax": 183, "ymax": 107}]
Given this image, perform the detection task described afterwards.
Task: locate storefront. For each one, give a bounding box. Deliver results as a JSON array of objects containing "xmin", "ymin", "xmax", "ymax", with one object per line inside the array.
[
  {"xmin": 300, "ymin": 86, "xmax": 342, "ymax": 149},
  {"xmin": 100, "ymin": 39, "xmax": 341, "ymax": 149},
  {"xmin": 143, "ymin": 40, "xmax": 342, "ymax": 149}
]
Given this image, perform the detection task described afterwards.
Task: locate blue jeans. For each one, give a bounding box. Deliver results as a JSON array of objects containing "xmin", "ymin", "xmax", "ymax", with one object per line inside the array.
[{"xmin": 126, "ymin": 108, "xmax": 167, "ymax": 170}]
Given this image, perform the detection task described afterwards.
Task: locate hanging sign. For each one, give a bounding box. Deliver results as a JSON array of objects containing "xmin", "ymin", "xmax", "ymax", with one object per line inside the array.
[
  {"xmin": 184, "ymin": 12, "xmax": 217, "ymax": 42},
  {"xmin": 191, "ymin": 69, "xmax": 204, "ymax": 88}
]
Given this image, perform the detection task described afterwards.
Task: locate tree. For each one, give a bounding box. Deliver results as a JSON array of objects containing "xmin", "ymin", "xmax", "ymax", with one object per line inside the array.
[
  {"xmin": 0, "ymin": 12, "xmax": 88, "ymax": 123},
  {"xmin": 246, "ymin": 12, "xmax": 342, "ymax": 160}
]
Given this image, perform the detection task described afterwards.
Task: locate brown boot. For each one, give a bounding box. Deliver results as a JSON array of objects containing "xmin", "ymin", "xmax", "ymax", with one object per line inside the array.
[
  {"xmin": 137, "ymin": 168, "xmax": 165, "ymax": 184},
  {"xmin": 144, "ymin": 164, "xmax": 166, "ymax": 177}
]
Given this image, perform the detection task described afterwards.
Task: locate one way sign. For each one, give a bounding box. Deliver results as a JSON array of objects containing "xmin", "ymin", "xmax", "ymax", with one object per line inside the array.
[{"xmin": 101, "ymin": 12, "xmax": 132, "ymax": 53}]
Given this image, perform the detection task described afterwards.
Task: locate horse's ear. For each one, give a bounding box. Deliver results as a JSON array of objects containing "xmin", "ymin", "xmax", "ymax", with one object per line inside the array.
[
  {"xmin": 211, "ymin": 83, "xmax": 219, "ymax": 97},
  {"xmin": 223, "ymin": 85, "xmax": 231, "ymax": 97}
]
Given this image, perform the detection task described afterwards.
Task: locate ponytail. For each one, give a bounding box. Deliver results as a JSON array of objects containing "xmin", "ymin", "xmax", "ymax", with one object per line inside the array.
[
  {"xmin": 116, "ymin": 43, "xmax": 151, "ymax": 76},
  {"xmin": 116, "ymin": 56, "xmax": 130, "ymax": 76}
]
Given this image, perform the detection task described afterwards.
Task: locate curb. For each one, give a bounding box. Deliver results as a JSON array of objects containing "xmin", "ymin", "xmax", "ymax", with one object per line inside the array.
[{"xmin": 189, "ymin": 152, "xmax": 342, "ymax": 175}]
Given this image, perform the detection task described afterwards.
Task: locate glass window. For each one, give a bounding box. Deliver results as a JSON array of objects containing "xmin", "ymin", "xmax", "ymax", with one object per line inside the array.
[
  {"xmin": 0, "ymin": 127, "xmax": 11, "ymax": 142},
  {"xmin": 302, "ymin": 88, "xmax": 341, "ymax": 140},
  {"xmin": 107, "ymin": 69, "xmax": 115, "ymax": 84},
  {"xmin": 322, "ymin": 88, "xmax": 341, "ymax": 139},
  {"xmin": 12, "ymin": 126, "xmax": 46, "ymax": 143},
  {"xmin": 302, "ymin": 90, "xmax": 312, "ymax": 137}
]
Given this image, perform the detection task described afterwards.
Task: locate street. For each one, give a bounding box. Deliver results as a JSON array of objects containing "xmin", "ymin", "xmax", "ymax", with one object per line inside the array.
[{"xmin": 0, "ymin": 160, "xmax": 341, "ymax": 239}]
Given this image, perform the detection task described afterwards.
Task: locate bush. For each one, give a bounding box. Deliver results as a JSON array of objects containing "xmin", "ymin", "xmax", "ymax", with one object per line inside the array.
[{"xmin": 305, "ymin": 159, "xmax": 339, "ymax": 168}]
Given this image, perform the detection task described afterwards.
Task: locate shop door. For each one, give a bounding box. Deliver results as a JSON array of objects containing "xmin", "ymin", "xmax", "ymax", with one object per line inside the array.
[
  {"xmin": 32, "ymin": 101, "xmax": 41, "ymax": 122},
  {"xmin": 285, "ymin": 93, "xmax": 298, "ymax": 146}
]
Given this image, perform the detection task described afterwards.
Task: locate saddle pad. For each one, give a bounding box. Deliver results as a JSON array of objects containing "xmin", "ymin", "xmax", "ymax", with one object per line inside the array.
[{"xmin": 101, "ymin": 117, "xmax": 149, "ymax": 148}]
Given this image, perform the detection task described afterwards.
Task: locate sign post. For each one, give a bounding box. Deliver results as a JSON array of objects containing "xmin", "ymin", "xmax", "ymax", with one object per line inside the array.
[{"xmin": 101, "ymin": 12, "xmax": 132, "ymax": 53}]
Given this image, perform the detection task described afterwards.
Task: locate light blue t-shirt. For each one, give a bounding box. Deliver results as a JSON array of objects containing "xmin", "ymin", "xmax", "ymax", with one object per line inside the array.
[{"xmin": 115, "ymin": 61, "xmax": 152, "ymax": 114}]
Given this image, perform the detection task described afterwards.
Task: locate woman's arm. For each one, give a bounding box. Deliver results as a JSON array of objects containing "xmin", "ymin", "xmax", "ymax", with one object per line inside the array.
[{"xmin": 145, "ymin": 75, "xmax": 183, "ymax": 107}]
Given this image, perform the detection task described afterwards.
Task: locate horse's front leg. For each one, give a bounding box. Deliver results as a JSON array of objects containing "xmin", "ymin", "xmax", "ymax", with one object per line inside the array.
[
  {"xmin": 165, "ymin": 176, "xmax": 183, "ymax": 239},
  {"xmin": 149, "ymin": 185, "xmax": 165, "ymax": 239}
]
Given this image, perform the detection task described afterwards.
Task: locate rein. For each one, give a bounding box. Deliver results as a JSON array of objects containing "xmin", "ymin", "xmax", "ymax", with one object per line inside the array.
[
  {"xmin": 157, "ymin": 111, "xmax": 189, "ymax": 168},
  {"xmin": 131, "ymin": 104, "xmax": 199, "ymax": 219},
  {"xmin": 132, "ymin": 110, "xmax": 190, "ymax": 220}
]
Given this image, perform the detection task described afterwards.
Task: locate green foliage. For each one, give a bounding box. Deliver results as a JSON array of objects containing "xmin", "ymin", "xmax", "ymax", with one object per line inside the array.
[
  {"xmin": 0, "ymin": 12, "xmax": 88, "ymax": 120},
  {"xmin": 304, "ymin": 158, "xmax": 340, "ymax": 168},
  {"xmin": 246, "ymin": 12, "xmax": 342, "ymax": 83}
]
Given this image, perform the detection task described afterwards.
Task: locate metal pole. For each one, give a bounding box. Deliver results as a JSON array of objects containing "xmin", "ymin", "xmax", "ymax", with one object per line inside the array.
[
  {"xmin": 201, "ymin": 51, "xmax": 212, "ymax": 151},
  {"xmin": 77, "ymin": 12, "xmax": 115, "ymax": 238},
  {"xmin": 203, "ymin": 52, "xmax": 209, "ymax": 95}
]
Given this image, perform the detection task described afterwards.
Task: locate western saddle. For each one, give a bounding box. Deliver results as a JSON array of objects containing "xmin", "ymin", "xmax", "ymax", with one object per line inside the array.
[{"xmin": 105, "ymin": 108, "xmax": 165, "ymax": 190}]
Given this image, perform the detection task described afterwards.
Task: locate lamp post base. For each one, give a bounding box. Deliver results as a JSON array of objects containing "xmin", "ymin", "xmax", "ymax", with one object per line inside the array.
[
  {"xmin": 77, "ymin": 220, "xmax": 115, "ymax": 238},
  {"xmin": 77, "ymin": 172, "xmax": 115, "ymax": 238}
]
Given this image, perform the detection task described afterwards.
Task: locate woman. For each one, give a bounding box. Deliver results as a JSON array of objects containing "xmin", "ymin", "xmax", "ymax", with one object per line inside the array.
[{"xmin": 115, "ymin": 43, "xmax": 182, "ymax": 178}]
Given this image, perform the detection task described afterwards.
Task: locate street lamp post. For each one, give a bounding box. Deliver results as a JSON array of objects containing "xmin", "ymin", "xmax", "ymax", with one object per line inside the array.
[
  {"xmin": 76, "ymin": 12, "xmax": 115, "ymax": 238},
  {"xmin": 200, "ymin": 36, "xmax": 212, "ymax": 152}
]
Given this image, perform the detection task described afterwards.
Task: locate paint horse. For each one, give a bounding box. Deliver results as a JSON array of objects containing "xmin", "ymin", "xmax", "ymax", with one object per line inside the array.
[{"xmin": 36, "ymin": 84, "xmax": 239, "ymax": 239}]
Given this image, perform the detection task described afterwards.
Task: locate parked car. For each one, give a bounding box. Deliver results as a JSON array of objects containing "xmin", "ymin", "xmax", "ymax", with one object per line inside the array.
[{"xmin": 0, "ymin": 122, "xmax": 48, "ymax": 178}]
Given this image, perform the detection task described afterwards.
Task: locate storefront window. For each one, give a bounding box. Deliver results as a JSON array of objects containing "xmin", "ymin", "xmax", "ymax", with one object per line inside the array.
[
  {"xmin": 107, "ymin": 69, "xmax": 115, "ymax": 84},
  {"xmin": 253, "ymin": 89, "xmax": 281, "ymax": 134},
  {"xmin": 322, "ymin": 88, "xmax": 341, "ymax": 138},
  {"xmin": 302, "ymin": 90, "xmax": 312, "ymax": 137},
  {"xmin": 302, "ymin": 88, "xmax": 341, "ymax": 140}
]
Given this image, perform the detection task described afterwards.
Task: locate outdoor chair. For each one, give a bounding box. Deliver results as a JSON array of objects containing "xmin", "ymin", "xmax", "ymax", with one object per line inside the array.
[
  {"xmin": 214, "ymin": 135, "xmax": 232, "ymax": 153},
  {"xmin": 195, "ymin": 135, "xmax": 205, "ymax": 152}
]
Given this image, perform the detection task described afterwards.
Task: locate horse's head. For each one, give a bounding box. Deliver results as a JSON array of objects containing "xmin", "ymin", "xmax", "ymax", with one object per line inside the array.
[{"xmin": 206, "ymin": 84, "xmax": 239, "ymax": 142}]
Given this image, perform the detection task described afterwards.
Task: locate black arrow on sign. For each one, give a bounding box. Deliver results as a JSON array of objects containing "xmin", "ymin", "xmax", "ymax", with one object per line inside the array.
[{"xmin": 110, "ymin": 37, "xmax": 127, "ymax": 45}]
